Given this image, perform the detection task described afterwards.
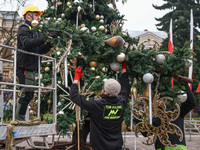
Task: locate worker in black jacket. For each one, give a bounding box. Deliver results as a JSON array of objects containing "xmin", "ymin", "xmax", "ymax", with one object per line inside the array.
[
  {"xmin": 16, "ymin": 5, "xmax": 54, "ymax": 120},
  {"xmin": 154, "ymin": 78, "xmax": 196, "ymax": 150},
  {"xmin": 70, "ymin": 62, "xmax": 129, "ymax": 150},
  {"xmin": 136, "ymin": 77, "xmax": 196, "ymax": 150}
]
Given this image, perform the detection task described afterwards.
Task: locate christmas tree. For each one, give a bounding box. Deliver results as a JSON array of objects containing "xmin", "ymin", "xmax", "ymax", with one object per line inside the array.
[{"xmin": 33, "ymin": 0, "xmax": 194, "ymax": 138}]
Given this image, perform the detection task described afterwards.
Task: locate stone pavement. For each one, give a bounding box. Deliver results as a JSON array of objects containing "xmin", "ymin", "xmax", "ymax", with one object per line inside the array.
[{"xmin": 15, "ymin": 133, "xmax": 200, "ymax": 150}]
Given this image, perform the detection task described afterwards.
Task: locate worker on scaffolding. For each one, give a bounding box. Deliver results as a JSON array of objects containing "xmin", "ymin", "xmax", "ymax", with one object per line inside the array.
[
  {"xmin": 70, "ymin": 62, "xmax": 129, "ymax": 150},
  {"xmin": 15, "ymin": 5, "xmax": 55, "ymax": 121}
]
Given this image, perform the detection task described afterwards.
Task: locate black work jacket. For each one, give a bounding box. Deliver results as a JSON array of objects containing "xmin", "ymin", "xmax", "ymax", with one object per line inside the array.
[
  {"xmin": 70, "ymin": 72, "xmax": 129, "ymax": 150},
  {"xmin": 155, "ymin": 84, "xmax": 196, "ymax": 150},
  {"xmin": 17, "ymin": 20, "xmax": 51, "ymax": 71}
]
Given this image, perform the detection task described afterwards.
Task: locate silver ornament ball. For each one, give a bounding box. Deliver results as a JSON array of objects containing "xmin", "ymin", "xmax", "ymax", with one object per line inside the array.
[{"xmin": 143, "ymin": 73, "xmax": 154, "ymax": 84}]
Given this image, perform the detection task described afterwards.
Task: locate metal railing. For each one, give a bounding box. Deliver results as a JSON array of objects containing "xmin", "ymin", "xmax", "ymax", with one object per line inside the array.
[
  {"xmin": 0, "ymin": 44, "xmax": 57, "ymax": 124},
  {"xmin": 184, "ymin": 120, "xmax": 200, "ymax": 140}
]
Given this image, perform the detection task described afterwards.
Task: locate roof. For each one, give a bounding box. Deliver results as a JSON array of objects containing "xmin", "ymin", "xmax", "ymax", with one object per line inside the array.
[
  {"xmin": 0, "ymin": 11, "xmax": 21, "ymax": 21},
  {"xmin": 128, "ymin": 30, "xmax": 168, "ymax": 39}
]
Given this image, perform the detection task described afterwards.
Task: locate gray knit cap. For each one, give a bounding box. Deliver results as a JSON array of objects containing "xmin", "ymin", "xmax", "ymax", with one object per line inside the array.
[{"xmin": 104, "ymin": 79, "xmax": 121, "ymax": 97}]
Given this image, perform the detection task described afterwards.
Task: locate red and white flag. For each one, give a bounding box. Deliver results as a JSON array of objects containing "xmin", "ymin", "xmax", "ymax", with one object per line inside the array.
[
  {"xmin": 168, "ymin": 19, "xmax": 174, "ymax": 87},
  {"xmin": 188, "ymin": 9, "xmax": 193, "ymax": 90},
  {"xmin": 168, "ymin": 19, "xmax": 173, "ymax": 53}
]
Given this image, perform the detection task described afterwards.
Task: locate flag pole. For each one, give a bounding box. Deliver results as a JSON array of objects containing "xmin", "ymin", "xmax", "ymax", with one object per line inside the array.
[{"xmin": 189, "ymin": 9, "xmax": 193, "ymax": 135}]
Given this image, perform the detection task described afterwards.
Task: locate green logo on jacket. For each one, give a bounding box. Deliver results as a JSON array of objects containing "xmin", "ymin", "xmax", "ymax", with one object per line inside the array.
[{"xmin": 103, "ymin": 105, "xmax": 122, "ymax": 119}]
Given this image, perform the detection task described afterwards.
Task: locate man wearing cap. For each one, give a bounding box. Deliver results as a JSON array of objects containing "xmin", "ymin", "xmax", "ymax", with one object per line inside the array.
[
  {"xmin": 70, "ymin": 62, "xmax": 129, "ymax": 150},
  {"xmin": 15, "ymin": 5, "xmax": 54, "ymax": 121}
]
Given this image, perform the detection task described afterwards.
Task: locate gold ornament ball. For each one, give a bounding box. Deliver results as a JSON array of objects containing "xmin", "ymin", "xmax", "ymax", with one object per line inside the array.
[
  {"xmin": 61, "ymin": 13, "xmax": 66, "ymax": 18},
  {"xmin": 90, "ymin": 61, "xmax": 97, "ymax": 67},
  {"xmin": 80, "ymin": 24, "xmax": 86, "ymax": 28},
  {"xmin": 99, "ymin": 25, "xmax": 105, "ymax": 31},
  {"xmin": 102, "ymin": 67, "xmax": 108, "ymax": 73},
  {"xmin": 90, "ymin": 67, "xmax": 96, "ymax": 71},
  {"xmin": 121, "ymin": 20, "xmax": 124, "ymax": 25},
  {"xmin": 45, "ymin": 67, "xmax": 50, "ymax": 72},
  {"xmin": 31, "ymin": 20, "xmax": 39, "ymax": 27},
  {"xmin": 47, "ymin": 99, "xmax": 52, "ymax": 104},
  {"xmin": 67, "ymin": 2, "xmax": 71, "ymax": 6},
  {"xmin": 95, "ymin": 15, "xmax": 100, "ymax": 20},
  {"xmin": 116, "ymin": 52, "xmax": 126, "ymax": 63},
  {"xmin": 57, "ymin": 1, "xmax": 62, "ymax": 6}
]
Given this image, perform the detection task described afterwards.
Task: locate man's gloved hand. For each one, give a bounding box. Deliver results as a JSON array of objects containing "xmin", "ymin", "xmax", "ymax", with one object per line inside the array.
[
  {"xmin": 74, "ymin": 66, "xmax": 84, "ymax": 81},
  {"xmin": 122, "ymin": 61, "xmax": 127, "ymax": 69}
]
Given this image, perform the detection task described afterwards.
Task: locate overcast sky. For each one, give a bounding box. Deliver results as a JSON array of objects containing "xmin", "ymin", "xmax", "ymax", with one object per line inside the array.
[{"xmin": 0, "ymin": 0, "xmax": 169, "ymax": 31}]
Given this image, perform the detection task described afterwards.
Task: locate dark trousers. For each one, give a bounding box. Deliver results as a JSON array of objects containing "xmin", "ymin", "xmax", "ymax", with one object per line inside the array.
[{"xmin": 17, "ymin": 68, "xmax": 34, "ymax": 115}]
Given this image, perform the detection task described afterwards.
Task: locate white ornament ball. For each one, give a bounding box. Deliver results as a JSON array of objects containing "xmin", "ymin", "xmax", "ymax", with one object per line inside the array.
[
  {"xmin": 91, "ymin": 26, "xmax": 96, "ymax": 32},
  {"xmin": 58, "ymin": 80, "xmax": 61, "ymax": 84},
  {"xmin": 90, "ymin": 67, "xmax": 96, "ymax": 71},
  {"xmin": 100, "ymin": 15, "xmax": 104, "ymax": 19},
  {"xmin": 156, "ymin": 54, "xmax": 166, "ymax": 64},
  {"xmin": 185, "ymin": 59, "xmax": 192, "ymax": 68},
  {"xmin": 100, "ymin": 19, "xmax": 104, "ymax": 23},
  {"xmin": 57, "ymin": 51, "xmax": 61, "ymax": 55},
  {"xmin": 57, "ymin": 18, "xmax": 62, "ymax": 22},
  {"xmin": 51, "ymin": 6, "xmax": 55, "ymax": 9},
  {"xmin": 89, "ymin": 4, "xmax": 92, "ymax": 8},
  {"xmin": 58, "ymin": 102, "xmax": 62, "ymax": 106},
  {"xmin": 80, "ymin": 27, "xmax": 89, "ymax": 33},
  {"xmin": 110, "ymin": 62, "xmax": 121, "ymax": 71},
  {"xmin": 178, "ymin": 91, "xmax": 187, "ymax": 103},
  {"xmin": 116, "ymin": 52, "xmax": 126, "ymax": 63},
  {"xmin": 58, "ymin": 110, "xmax": 64, "ymax": 115},
  {"xmin": 143, "ymin": 73, "xmax": 154, "ymax": 84},
  {"xmin": 103, "ymin": 78, "xmax": 107, "ymax": 82}
]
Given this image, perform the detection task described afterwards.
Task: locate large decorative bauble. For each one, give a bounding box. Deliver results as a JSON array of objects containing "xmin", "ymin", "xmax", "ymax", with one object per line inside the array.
[
  {"xmin": 102, "ymin": 67, "xmax": 108, "ymax": 73},
  {"xmin": 80, "ymin": 27, "xmax": 89, "ymax": 33},
  {"xmin": 45, "ymin": 67, "xmax": 50, "ymax": 72},
  {"xmin": 156, "ymin": 54, "xmax": 165, "ymax": 64},
  {"xmin": 104, "ymin": 36, "xmax": 124, "ymax": 48},
  {"xmin": 185, "ymin": 59, "xmax": 192, "ymax": 68},
  {"xmin": 90, "ymin": 61, "xmax": 97, "ymax": 67},
  {"xmin": 178, "ymin": 91, "xmax": 187, "ymax": 103},
  {"xmin": 57, "ymin": 1, "xmax": 62, "ymax": 6},
  {"xmin": 67, "ymin": 2, "xmax": 71, "ymax": 6},
  {"xmin": 91, "ymin": 26, "xmax": 96, "ymax": 32},
  {"xmin": 31, "ymin": 20, "xmax": 39, "ymax": 27},
  {"xmin": 95, "ymin": 15, "xmax": 100, "ymax": 20},
  {"xmin": 143, "ymin": 73, "xmax": 154, "ymax": 84},
  {"xmin": 116, "ymin": 52, "xmax": 126, "ymax": 63},
  {"xmin": 110, "ymin": 62, "xmax": 121, "ymax": 71},
  {"xmin": 61, "ymin": 13, "xmax": 66, "ymax": 18},
  {"xmin": 99, "ymin": 25, "xmax": 105, "ymax": 31},
  {"xmin": 80, "ymin": 24, "xmax": 85, "ymax": 28}
]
